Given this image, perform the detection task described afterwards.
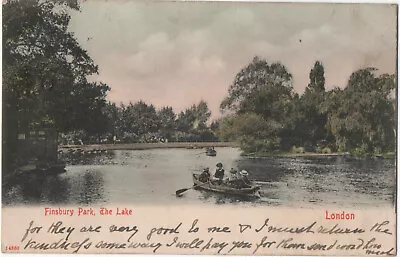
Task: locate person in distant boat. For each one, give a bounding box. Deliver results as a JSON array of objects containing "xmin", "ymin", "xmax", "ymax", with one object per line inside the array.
[
  {"xmin": 213, "ymin": 162, "xmax": 225, "ymax": 184},
  {"xmin": 199, "ymin": 168, "xmax": 211, "ymax": 182}
]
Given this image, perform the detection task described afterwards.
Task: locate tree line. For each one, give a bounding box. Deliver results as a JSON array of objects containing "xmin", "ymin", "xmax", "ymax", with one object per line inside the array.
[
  {"xmin": 59, "ymin": 100, "xmax": 218, "ymax": 145},
  {"xmin": 217, "ymin": 57, "xmax": 396, "ymax": 155}
]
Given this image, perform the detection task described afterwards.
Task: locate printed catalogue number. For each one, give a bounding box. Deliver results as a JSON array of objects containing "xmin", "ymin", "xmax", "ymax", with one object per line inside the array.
[{"xmin": 5, "ymin": 245, "xmax": 20, "ymax": 251}]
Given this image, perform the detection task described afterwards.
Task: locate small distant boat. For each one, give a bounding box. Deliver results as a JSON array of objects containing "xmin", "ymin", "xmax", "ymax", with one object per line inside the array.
[
  {"xmin": 192, "ymin": 173, "xmax": 260, "ymax": 197},
  {"xmin": 206, "ymin": 148, "xmax": 217, "ymax": 156}
]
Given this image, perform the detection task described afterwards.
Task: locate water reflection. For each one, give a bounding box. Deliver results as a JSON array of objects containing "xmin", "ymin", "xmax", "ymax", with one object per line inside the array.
[
  {"xmin": 2, "ymin": 148, "xmax": 396, "ymax": 208},
  {"xmin": 19, "ymin": 175, "xmax": 46, "ymax": 204},
  {"xmin": 196, "ymin": 190, "xmax": 260, "ymax": 205},
  {"xmin": 44, "ymin": 176, "xmax": 70, "ymax": 204},
  {"xmin": 78, "ymin": 171, "xmax": 105, "ymax": 205},
  {"xmin": 3, "ymin": 173, "xmax": 71, "ymax": 205}
]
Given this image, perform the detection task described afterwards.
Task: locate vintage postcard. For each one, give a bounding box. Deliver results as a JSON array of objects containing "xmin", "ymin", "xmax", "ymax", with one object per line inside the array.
[{"xmin": 1, "ymin": 0, "xmax": 397, "ymax": 256}]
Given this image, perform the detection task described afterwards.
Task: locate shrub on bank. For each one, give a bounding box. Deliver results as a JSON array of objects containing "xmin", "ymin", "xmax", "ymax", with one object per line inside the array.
[
  {"xmin": 291, "ymin": 146, "xmax": 305, "ymax": 154},
  {"xmin": 316, "ymin": 146, "xmax": 332, "ymax": 154}
]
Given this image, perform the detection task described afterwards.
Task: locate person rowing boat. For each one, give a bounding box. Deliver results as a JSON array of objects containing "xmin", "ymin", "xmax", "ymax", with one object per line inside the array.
[
  {"xmin": 199, "ymin": 167, "xmax": 211, "ymax": 182},
  {"xmin": 213, "ymin": 162, "xmax": 225, "ymax": 185}
]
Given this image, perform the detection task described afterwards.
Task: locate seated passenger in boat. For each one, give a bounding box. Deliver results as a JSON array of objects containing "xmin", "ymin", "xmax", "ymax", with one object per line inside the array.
[
  {"xmin": 229, "ymin": 168, "xmax": 239, "ymax": 180},
  {"xmin": 227, "ymin": 168, "xmax": 241, "ymax": 188},
  {"xmin": 213, "ymin": 163, "xmax": 225, "ymax": 185},
  {"xmin": 228, "ymin": 169, "xmax": 252, "ymax": 188},
  {"xmin": 239, "ymin": 170, "xmax": 252, "ymax": 188},
  {"xmin": 199, "ymin": 168, "xmax": 211, "ymax": 182}
]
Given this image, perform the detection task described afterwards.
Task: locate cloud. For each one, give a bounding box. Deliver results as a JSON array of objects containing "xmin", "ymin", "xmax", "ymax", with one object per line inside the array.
[{"xmin": 69, "ymin": 1, "xmax": 396, "ymax": 119}]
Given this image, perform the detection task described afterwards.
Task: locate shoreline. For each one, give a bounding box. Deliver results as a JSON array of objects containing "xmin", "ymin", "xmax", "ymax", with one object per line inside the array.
[
  {"xmin": 59, "ymin": 143, "xmax": 395, "ymax": 159},
  {"xmin": 241, "ymin": 152, "xmax": 395, "ymax": 159},
  {"xmin": 59, "ymin": 142, "xmax": 239, "ymax": 151}
]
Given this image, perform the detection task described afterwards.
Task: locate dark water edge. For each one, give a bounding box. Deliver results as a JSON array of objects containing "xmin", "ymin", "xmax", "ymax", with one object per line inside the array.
[
  {"xmin": 241, "ymin": 151, "xmax": 396, "ymax": 160},
  {"xmin": 2, "ymin": 148, "xmax": 396, "ymax": 208}
]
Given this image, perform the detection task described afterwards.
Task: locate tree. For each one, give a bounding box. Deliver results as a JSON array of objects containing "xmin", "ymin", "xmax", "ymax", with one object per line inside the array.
[
  {"xmin": 323, "ymin": 68, "xmax": 395, "ymax": 153},
  {"xmin": 220, "ymin": 56, "xmax": 295, "ymax": 151},
  {"xmin": 176, "ymin": 108, "xmax": 196, "ymax": 133},
  {"xmin": 220, "ymin": 56, "xmax": 294, "ymax": 121},
  {"xmin": 217, "ymin": 113, "xmax": 281, "ymax": 153},
  {"xmin": 157, "ymin": 106, "xmax": 176, "ymax": 141},
  {"xmin": 194, "ymin": 100, "xmax": 211, "ymax": 130},
  {"xmin": 101, "ymin": 102, "xmax": 120, "ymax": 141},
  {"xmin": 216, "ymin": 116, "xmax": 236, "ymax": 142},
  {"xmin": 307, "ymin": 61, "xmax": 325, "ymax": 93},
  {"xmin": 3, "ymin": 0, "xmax": 108, "ymax": 132},
  {"xmin": 177, "ymin": 101, "xmax": 211, "ymax": 133},
  {"xmin": 294, "ymin": 61, "xmax": 328, "ymax": 150},
  {"xmin": 123, "ymin": 101, "xmax": 160, "ymax": 139},
  {"xmin": 3, "ymin": 0, "xmax": 109, "ymax": 168}
]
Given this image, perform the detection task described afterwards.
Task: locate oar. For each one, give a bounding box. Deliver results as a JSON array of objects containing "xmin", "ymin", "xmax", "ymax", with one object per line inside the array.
[
  {"xmin": 191, "ymin": 152, "xmax": 207, "ymax": 156},
  {"xmin": 176, "ymin": 181, "xmax": 209, "ymax": 196}
]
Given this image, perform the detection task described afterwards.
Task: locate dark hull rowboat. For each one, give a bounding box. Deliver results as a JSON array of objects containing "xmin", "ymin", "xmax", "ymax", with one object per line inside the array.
[
  {"xmin": 206, "ymin": 149, "xmax": 217, "ymax": 156},
  {"xmin": 192, "ymin": 173, "xmax": 260, "ymax": 196}
]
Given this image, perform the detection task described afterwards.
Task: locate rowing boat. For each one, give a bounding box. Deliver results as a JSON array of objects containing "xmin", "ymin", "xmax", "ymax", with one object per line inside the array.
[
  {"xmin": 206, "ymin": 148, "xmax": 217, "ymax": 156},
  {"xmin": 192, "ymin": 173, "xmax": 260, "ymax": 196}
]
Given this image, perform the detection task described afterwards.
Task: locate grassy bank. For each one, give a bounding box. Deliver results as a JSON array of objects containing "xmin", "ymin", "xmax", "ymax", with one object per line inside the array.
[{"xmin": 60, "ymin": 142, "xmax": 239, "ymax": 151}]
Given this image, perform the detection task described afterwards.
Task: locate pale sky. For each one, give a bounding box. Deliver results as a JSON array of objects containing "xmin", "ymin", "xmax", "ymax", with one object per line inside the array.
[{"xmin": 68, "ymin": 1, "xmax": 397, "ymax": 120}]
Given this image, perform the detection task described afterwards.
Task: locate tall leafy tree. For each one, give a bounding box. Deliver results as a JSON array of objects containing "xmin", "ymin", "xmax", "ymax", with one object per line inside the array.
[
  {"xmin": 220, "ymin": 56, "xmax": 295, "ymax": 151},
  {"xmin": 3, "ymin": 0, "xmax": 108, "ymax": 130},
  {"xmin": 3, "ymin": 0, "xmax": 109, "ymax": 168},
  {"xmin": 294, "ymin": 61, "xmax": 328, "ymax": 150},
  {"xmin": 308, "ymin": 61, "xmax": 325, "ymax": 93}
]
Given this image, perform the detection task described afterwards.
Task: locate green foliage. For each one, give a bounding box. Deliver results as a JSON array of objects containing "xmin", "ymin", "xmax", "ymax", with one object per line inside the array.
[
  {"xmin": 217, "ymin": 113, "xmax": 281, "ymax": 152},
  {"xmin": 2, "ymin": 0, "xmax": 109, "ymax": 168},
  {"xmin": 308, "ymin": 61, "xmax": 325, "ymax": 93},
  {"xmin": 219, "ymin": 56, "xmax": 298, "ymax": 151},
  {"xmin": 176, "ymin": 100, "xmax": 211, "ymax": 134},
  {"xmin": 157, "ymin": 106, "xmax": 177, "ymax": 141},
  {"xmin": 316, "ymin": 146, "xmax": 332, "ymax": 154},
  {"xmin": 291, "ymin": 146, "xmax": 305, "ymax": 154},
  {"xmin": 216, "ymin": 116, "xmax": 237, "ymax": 142},
  {"xmin": 3, "ymin": 0, "xmax": 109, "ymax": 133},
  {"xmin": 219, "ymin": 57, "xmax": 395, "ymax": 156},
  {"xmin": 291, "ymin": 61, "xmax": 328, "ymax": 148},
  {"xmin": 64, "ymin": 100, "xmax": 217, "ymax": 144},
  {"xmin": 323, "ymin": 69, "xmax": 395, "ymax": 153},
  {"xmin": 221, "ymin": 56, "xmax": 294, "ymax": 123}
]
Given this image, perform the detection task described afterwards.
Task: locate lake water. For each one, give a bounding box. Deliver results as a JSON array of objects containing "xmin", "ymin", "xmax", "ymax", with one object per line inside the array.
[{"xmin": 2, "ymin": 148, "xmax": 396, "ymax": 208}]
